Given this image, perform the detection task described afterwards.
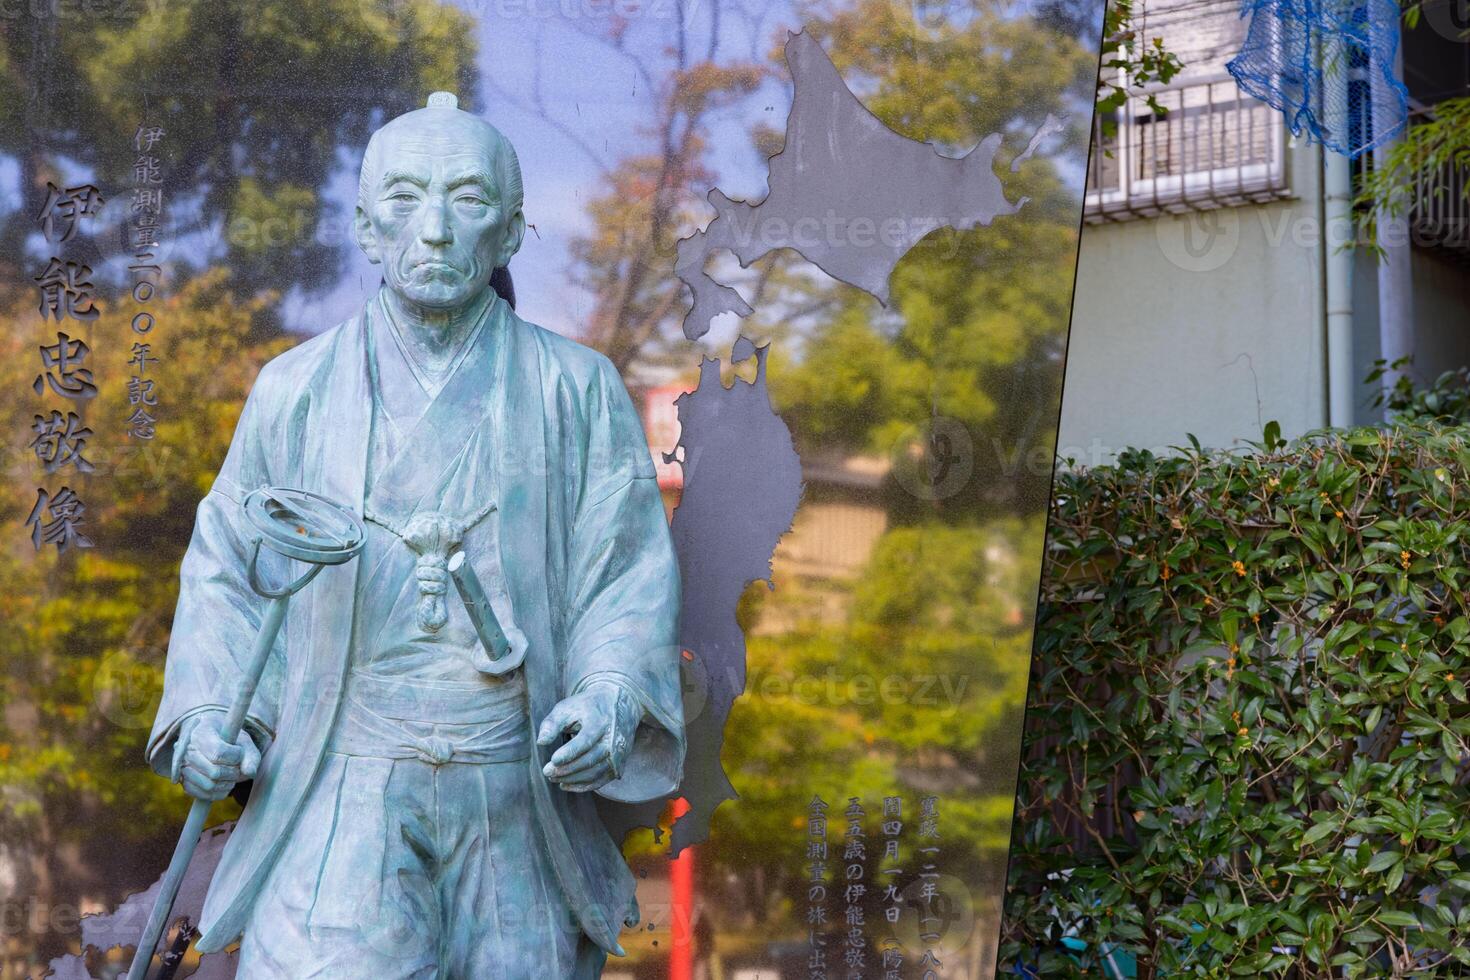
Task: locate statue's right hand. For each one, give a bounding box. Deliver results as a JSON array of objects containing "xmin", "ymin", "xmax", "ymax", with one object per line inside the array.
[{"xmin": 171, "ymin": 712, "xmax": 260, "ymax": 802}]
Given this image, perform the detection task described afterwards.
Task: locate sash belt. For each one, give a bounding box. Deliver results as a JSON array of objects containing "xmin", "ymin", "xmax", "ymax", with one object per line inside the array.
[{"xmin": 328, "ymin": 670, "xmax": 531, "ymax": 765}]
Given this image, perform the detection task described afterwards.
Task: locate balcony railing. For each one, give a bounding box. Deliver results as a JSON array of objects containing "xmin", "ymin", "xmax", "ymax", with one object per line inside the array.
[
  {"xmin": 1401, "ymin": 105, "xmax": 1470, "ymax": 257},
  {"xmin": 1085, "ymin": 76, "xmax": 1293, "ymax": 222},
  {"xmin": 1347, "ymin": 103, "xmax": 1470, "ymax": 258}
]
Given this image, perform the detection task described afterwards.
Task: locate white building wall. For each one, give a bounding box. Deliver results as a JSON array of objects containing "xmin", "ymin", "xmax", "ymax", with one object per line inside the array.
[
  {"xmin": 1058, "ymin": 141, "xmax": 1329, "ymax": 459},
  {"xmin": 1352, "ymin": 246, "xmax": 1470, "ymax": 417},
  {"xmin": 1057, "ymin": 0, "xmax": 1470, "ymax": 460}
]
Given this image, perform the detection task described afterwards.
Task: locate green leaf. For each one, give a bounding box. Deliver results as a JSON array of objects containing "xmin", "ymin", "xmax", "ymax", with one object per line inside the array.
[
  {"xmin": 1377, "ymin": 910, "xmax": 1421, "ymax": 929},
  {"xmin": 1301, "ymin": 822, "xmax": 1337, "ymax": 847}
]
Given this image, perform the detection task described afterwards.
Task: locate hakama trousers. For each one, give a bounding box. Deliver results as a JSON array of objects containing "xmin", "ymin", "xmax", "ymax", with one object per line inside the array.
[{"xmin": 234, "ymin": 673, "xmax": 607, "ymax": 979}]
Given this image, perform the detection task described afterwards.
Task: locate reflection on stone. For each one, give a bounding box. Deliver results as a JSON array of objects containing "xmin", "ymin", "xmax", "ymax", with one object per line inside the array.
[
  {"xmin": 675, "ymin": 30, "xmax": 1028, "ymax": 340},
  {"xmin": 43, "ymin": 823, "xmax": 234, "ymax": 979},
  {"xmin": 604, "ymin": 338, "xmax": 803, "ymax": 853}
]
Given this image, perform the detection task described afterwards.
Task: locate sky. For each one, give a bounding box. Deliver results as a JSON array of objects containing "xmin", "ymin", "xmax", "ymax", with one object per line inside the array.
[
  {"xmin": 281, "ymin": 0, "xmax": 808, "ymax": 342},
  {"xmin": 0, "ymin": 0, "xmax": 1095, "ymax": 363}
]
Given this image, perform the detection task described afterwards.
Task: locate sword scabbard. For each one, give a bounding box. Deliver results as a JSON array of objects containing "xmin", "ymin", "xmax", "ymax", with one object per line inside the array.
[{"xmin": 448, "ymin": 551, "xmax": 525, "ymax": 674}]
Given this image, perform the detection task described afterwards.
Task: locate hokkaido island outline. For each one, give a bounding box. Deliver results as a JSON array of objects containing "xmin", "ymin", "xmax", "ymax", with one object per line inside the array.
[{"xmin": 675, "ymin": 29, "xmax": 1055, "ymax": 340}]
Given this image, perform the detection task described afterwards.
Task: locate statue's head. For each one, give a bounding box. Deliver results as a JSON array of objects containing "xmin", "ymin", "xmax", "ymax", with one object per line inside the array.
[{"xmin": 354, "ymin": 92, "xmax": 525, "ymax": 312}]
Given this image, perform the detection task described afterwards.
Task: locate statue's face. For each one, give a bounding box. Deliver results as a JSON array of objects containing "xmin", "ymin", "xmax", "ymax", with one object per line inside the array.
[{"xmin": 356, "ymin": 115, "xmax": 523, "ymax": 311}]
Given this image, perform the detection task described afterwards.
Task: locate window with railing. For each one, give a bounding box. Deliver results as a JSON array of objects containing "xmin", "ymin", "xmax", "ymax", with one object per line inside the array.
[
  {"xmin": 1386, "ymin": 105, "xmax": 1470, "ymax": 256},
  {"xmin": 1086, "ymin": 75, "xmax": 1292, "ymax": 221}
]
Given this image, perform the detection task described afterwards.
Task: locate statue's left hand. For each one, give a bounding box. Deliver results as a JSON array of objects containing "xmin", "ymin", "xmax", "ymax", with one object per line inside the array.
[{"xmin": 536, "ymin": 681, "xmax": 640, "ymax": 793}]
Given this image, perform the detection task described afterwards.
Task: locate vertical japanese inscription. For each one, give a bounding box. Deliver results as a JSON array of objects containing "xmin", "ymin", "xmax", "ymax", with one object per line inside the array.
[
  {"xmin": 23, "ymin": 122, "xmax": 169, "ymax": 552},
  {"xmin": 916, "ymin": 795, "xmax": 942, "ymax": 979},
  {"xmin": 27, "ymin": 179, "xmax": 104, "ymax": 553},
  {"xmin": 807, "ymin": 796, "xmax": 830, "ymax": 979},
  {"xmin": 797, "ymin": 793, "xmax": 955, "ymax": 971},
  {"xmin": 878, "ymin": 796, "xmax": 904, "ymax": 978},
  {"xmin": 843, "ymin": 798, "xmax": 868, "ymax": 977},
  {"xmin": 127, "ymin": 123, "xmax": 167, "ymax": 441}
]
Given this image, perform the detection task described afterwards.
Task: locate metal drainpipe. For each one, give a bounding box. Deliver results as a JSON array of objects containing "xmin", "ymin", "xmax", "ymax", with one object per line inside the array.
[
  {"xmin": 1325, "ymin": 149, "xmax": 1356, "ymax": 428},
  {"xmin": 1324, "ymin": 37, "xmax": 1356, "ymax": 429},
  {"xmin": 1373, "ymin": 42, "xmax": 1414, "ymax": 405}
]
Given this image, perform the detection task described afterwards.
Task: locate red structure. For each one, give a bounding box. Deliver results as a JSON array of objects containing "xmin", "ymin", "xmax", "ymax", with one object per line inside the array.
[
  {"xmin": 643, "ymin": 384, "xmax": 689, "ymax": 492},
  {"xmin": 669, "ymin": 797, "xmax": 695, "ymax": 980}
]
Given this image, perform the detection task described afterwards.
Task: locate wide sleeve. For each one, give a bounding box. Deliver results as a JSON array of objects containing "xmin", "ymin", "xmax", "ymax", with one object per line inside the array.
[
  {"xmin": 145, "ymin": 375, "xmax": 285, "ymax": 777},
  {"xmin": 562, "ymin": 359, "xmax": 684, "ymax": 804}
]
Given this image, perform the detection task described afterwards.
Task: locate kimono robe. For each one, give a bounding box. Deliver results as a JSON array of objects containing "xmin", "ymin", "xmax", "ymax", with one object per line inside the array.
[{"xmin": 146, "ymin": 293, "xmax": 683, "ymax": 972}]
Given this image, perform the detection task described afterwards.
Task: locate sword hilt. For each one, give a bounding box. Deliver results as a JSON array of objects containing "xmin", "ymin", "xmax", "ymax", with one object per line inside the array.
[{"xmin": 448, "ymin": 551, "xmax": 526, "ymax": 675}]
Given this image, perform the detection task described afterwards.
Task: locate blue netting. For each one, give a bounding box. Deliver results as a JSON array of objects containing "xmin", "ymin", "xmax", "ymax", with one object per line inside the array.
[{"xmin": 1227, "ymin": 0, "xmax": 1409, "ymax": 159}]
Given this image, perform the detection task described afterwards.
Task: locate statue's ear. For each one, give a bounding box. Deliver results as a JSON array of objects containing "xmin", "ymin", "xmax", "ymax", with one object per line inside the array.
[
  {"xmin": 497, "ymin": 209, "xmax": 526, "ymax": 268},
  {"xmin": 354, "ymin": 205, "xmax": 381, "ymax": 264}
]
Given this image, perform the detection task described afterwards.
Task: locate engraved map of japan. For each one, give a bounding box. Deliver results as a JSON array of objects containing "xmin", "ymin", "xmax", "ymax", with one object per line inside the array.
[{"xmin": 659, "ymin": 29, "xmax": 1048, "ymax": 851}]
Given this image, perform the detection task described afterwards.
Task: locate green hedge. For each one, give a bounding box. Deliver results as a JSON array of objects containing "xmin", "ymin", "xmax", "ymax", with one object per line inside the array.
[
  {"xmin": 1003, "ymin": 423, "xmax": 1470, "ymax": 978},
  {"xmin": 1372, "ymin": 359, "xmax": 1470, "ymax": 425}
]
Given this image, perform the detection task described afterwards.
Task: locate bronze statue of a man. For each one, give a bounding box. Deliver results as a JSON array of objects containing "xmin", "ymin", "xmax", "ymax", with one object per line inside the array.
[{"xmin": 146, "ymin": 92, "xmax": 684, "ymax": 978}]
